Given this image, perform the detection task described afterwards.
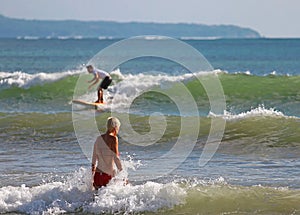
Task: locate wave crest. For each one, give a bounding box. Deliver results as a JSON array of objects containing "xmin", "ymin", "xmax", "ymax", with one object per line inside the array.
[
  {"xmin": 0, "ymin": 70, "xmax": 81, "ymax": 89},
  {"xmin": 210, "ymin": 105, "xmax": 288, "ymax": 120}
]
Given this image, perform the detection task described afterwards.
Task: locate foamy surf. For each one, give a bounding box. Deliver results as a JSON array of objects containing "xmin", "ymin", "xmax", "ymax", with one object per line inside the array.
[
  {"xmin": 0, "ymin": 70, "xmax": 81, "ymax": 89},
  {"xmin": 87, "ymin": 182, "xmax": 186, "ymax": 214},
  {"xmin": 1, "ymin": 69, "xmax": 299, "ymax": 118},
  {"xmin": 0, "ymin": 168, "xmax": 186, "ymax": 215},
  {"xmin": 209, "ymin": 105, "xmax": 290, "ymax": 120},
  {"xmin": 87, "ymin": 69, "xmax": 224, "ymax": 113},
  {"xmin": 1, "ymin": 167, "xmax": 299, "ymax": 215}
]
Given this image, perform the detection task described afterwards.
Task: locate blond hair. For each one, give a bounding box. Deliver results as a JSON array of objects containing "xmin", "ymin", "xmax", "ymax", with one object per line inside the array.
[{"xmin": 107, "ymin": 117, "xmax": 121, "ymax": 132}]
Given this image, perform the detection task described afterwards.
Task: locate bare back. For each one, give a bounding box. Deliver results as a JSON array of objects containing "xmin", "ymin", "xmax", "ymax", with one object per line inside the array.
[{"xmin": 92, "ymin": 133, "xmax": 122, "ymax": 176}]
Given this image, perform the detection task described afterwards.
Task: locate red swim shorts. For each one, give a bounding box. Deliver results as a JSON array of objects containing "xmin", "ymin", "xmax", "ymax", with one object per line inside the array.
[{"xmin": 93, "ymin": 172, "xmax": 112, "ymax": 189}]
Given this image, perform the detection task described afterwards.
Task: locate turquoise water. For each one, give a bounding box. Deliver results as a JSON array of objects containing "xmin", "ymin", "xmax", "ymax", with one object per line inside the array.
[{"xmin": 0, "ymin": 38, "xmax": 299, "ymax": 214}]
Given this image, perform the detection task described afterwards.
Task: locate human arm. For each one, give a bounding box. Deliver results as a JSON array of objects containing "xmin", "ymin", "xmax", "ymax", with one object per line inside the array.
[
  {"xmin": 112, "ymin": 137, "xmax": 123, "ymax": 172},
  {"xmin": 91, "ymin": 142, "xmax": 97, "ymax": 174},
  {"xmin": 88, "ymin": 72, "xmax": 100, "ymax": 89}
]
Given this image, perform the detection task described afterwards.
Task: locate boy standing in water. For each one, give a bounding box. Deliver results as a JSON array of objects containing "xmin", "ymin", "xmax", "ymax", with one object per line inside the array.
[
  {"xmin": 87, "ymin": 65, "xmax": 112, "ymax": 103},
  {"xmin": 92, "ymin": 117, "xmax": 123, "ymax": 190}
]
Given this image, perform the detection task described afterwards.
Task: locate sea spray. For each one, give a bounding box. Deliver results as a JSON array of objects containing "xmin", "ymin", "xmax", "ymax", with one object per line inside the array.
[
  {"xmin": 1, "ymin": 170, "xmax": 300, "ymax": 214},
  {"xmin": 0, "ymin": 158, "xmax": 187, "ymax": 215}
]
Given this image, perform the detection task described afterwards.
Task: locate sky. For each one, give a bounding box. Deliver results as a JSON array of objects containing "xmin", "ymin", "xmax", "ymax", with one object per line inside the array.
[{"xmin": 0, "ymin": 0, "xmax": 299, "ymax": 38}]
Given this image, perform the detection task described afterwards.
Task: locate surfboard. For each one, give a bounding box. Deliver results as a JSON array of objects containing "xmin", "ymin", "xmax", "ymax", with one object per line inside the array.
[{"xmin": 72, "ymin": 99, "xmax": 106, "ymax": 108}]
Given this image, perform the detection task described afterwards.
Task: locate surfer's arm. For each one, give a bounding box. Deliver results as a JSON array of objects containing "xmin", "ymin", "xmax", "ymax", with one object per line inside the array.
[
  {"xmin": 88, "ymin": 73, "xmax": 100, "ymax": 89},
  {"xmin": 87, "ymin": 72, "xmax": 97, "ymax": 83},
  {"xmin": 87, "ymin": 77, "xmax": 95, "ymax": 83}
]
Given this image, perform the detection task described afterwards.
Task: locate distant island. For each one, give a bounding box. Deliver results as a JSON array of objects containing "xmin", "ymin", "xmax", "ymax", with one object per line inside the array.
[{"xmin": 0, "ymin": 15, "xmax": 261, "ymax": 39}]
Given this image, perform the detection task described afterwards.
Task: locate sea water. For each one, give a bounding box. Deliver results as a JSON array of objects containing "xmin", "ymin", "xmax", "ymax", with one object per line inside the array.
[{"xmin": 0, "ymin": 38, "xmax": 300, "ymax": 214}]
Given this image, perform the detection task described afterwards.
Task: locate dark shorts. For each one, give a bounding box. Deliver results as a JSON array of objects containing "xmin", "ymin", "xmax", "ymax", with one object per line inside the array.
[
  {"xmin": 93, "ymin": 171, "xmax": 112, "ymax": 189},
  {"xmin": 99, "ymin": 76, "xmax": 112, "ymax": 90}
]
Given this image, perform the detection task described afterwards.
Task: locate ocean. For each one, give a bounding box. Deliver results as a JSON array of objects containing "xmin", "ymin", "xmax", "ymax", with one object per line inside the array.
[{"xmin": 0, "ymin": 37, "xmax": 299, "ymax": 214}]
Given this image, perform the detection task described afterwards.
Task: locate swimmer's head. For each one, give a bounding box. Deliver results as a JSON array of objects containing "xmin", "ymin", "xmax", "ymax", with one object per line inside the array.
[{"xmin": 107, "ymin": 117, "xmax": 121, "ymax": 134}]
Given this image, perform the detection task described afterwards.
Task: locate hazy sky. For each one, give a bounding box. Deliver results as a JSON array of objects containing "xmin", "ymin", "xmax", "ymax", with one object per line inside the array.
[{"xmin": 1, "ymin": 0, "xmax": 299, "ymax": 38}]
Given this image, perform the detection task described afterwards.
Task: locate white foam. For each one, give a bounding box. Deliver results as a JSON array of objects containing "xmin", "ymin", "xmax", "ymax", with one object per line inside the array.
[
  {"xmin": 102, "ymin": 69, "xmax": 223, "ymax": 113},
  {"xmin": 232, "ymin": 70, "xmax": 293, "ymax": 76},
  {"xmin": 98, "ymin": 36, "xmax": 114, "ymax": 40},
  {"xmin": 176, "ymin": 176, "xmax": 227, "ymax": 188},
  {"xmin": 180, "ymin": 36, "xmax": 221, "ymax": 40},
  {"xmin": 209, "ymin": 105, "xmax": 286, "ymax": 120},
  {"xmin": 233, "ymin": 70, "xmax": 252, "ymax": 75},
  {"xmin": 73, "ymin": 36, "xmax": 83, "ymax": 40},
  {"xmin": 57, "ymin": 36, "xmax": 70, "ymax": 40},
  {"xmin": 23, "ymin": 36, "xmax": 40, "ymax": 40},
  {"xmin": 0, "ymin": 167, "xmax": 186, "ymax": 214},
  {"xmin": 0, "ymin": 168, "xmax": 93, "ymax": 214},
  {"xmin": 0, "ymin": 70, "xmax": 81, "ymax": 88},
  {"xmin": 86, "ymin": 181, "xmax": 185, "ymax": 214},
  {"xmin": 142, "ymin": 36, "xmax": 169, "ymax": 40}
]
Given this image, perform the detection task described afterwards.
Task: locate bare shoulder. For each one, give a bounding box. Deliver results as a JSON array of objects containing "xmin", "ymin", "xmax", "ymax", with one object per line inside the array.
[
  {"xmin": 111, "ymin": 135, "xmax": 118, "ymax": 141},
  {"xmin": 108, "ymin": 135, "xmax": 118, "ymax": 144},
  {"xmin": 100, "ymin": 134, "xmax": 117, "ymax": 146}
]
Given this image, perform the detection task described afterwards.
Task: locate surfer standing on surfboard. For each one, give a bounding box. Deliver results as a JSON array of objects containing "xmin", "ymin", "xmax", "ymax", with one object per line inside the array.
[
  {"xmin": 92, "ymin": 117, "xmax": 123, "ymax": 190},
  {"xmin": 87, "ymin": 65, "xmax": 112, "ymax": 104}
]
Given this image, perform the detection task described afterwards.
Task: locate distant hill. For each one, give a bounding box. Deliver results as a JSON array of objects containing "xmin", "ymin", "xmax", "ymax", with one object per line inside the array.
[{"xmin": 0, "ymin": 15, "xmax": 261, "ymax": 39}]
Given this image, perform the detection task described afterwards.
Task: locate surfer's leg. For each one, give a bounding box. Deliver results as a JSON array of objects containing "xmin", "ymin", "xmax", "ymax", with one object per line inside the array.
[
  {"xmin": 95, "ymin": 88, "xmax": 103, "ymax": 103},
  {"xmin": 99, "ymin": 88, "xmax": 103, "ymax": 103}
]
